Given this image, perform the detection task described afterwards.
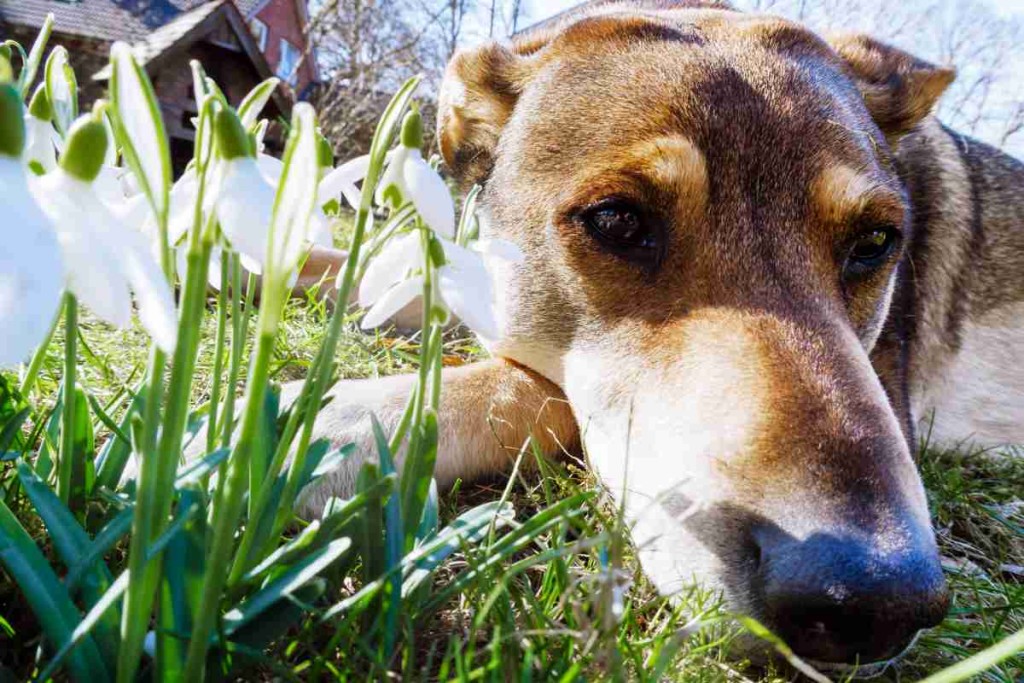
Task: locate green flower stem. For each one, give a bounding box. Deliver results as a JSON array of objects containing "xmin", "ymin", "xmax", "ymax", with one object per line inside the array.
[
  {"xmin": 19, "ymin": 306, "xmax": 61, "ymax": 397},
  {"xmin": 217, "ymin": 253, "xmax": 245, "ymax": 450},
  {"xmin": 207, "ymin": 248, "xmax": 230, "ymax": 457},
  {"xmin": 118, "ymin": 150, "xmax": 212, "ymax": 683},
  {"xmin": 56, "ymin": 293, "xmax": 77, "ymax": 506},
  {"xmin": 182, "ymin": 276, "xmax": 287, "ymax": 681}
]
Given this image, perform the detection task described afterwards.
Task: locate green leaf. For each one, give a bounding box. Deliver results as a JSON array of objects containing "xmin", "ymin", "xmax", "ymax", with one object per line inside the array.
[
  {"xmin": 240, "ymin": 520, "xmax": 322, "ymax": 585},
  {"xmin": 158, "ymin": 489, "xmax": 207, "ymax": 677},
  {"xmin": 371, "ymin": 415, "xmax": 403, "ymax": 657},
  {"xmin": 222, "ymin": 536, "xmax": 352, "ymax": 635},
  {"xmin": 174, "ymin": 447, "xmax": 230, "ymax": 489},
  {"xmin": 0, "ymin": 499, "xmax": 109, "ymax": 680},
  {"xmin": 18, "ymin": 12, "xmax": 53, "ymax": 98},
  {"xmin": 221, "ymin": 581, "xmax": 323, "ymax": 662},
  {"xmin": 16, "ymin": 462, "xmax": 119, "ymax": 661},
  {"xmin": 63, "ymin": 385, "xmax": 96, "ymax": 513},
  {"xmin": 250, "ymin": 383, "xmax": 281, "ymax": 520},
  {"xmin": 0, "ymin": 407, "xmax": 29, "ymax": 455},
  {"xmin": 65, "ymin": 506, "xmax": 133, "ymax": 593},
  {"xmin": 401, "ymin": 410, "xmax": 438, "ymax": 550}
]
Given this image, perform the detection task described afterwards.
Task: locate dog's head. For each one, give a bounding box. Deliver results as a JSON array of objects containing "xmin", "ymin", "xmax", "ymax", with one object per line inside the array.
[{"xmin": 438, "ymin": 0, "xmax": 953, "ymax": 666}]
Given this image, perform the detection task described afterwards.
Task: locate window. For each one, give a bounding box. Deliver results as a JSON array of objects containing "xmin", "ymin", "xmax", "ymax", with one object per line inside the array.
[
  {"xmin": 277, "ymin": 39, "xmax": 301, "ymax": 86},
  {"xmin": 250, "ymin": 18, "xmax": 268, "ymax": 52}
]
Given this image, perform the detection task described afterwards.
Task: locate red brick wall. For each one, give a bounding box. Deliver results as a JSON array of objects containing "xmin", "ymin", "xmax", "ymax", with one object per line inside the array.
[{"xmin": 252, "ymin": 0, "xmax": 315, "ymax": 96}]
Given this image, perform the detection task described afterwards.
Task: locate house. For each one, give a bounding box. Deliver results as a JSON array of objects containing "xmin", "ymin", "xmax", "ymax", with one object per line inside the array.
[{"xmin": 0, "ymin": 0, "xmax": 317, "ymax": 173}]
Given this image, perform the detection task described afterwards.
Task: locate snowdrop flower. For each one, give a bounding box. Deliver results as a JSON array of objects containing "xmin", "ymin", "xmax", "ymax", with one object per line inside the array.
[
  {"xmin": 29, "ymin": 112, "xmax": 178, "ymax": 352},
  {"xmin": 359, "ymin": 232, "xmax": 521, "ymax": 340},
  {"xmin": 375, "ymin": 109, "xmax": 455, "ymax": 238},
  {"xmin": 0, "ymin": 82, "xmax": 65, "ymax": 367},
  {"xmin": 23, "ymin": 85, "xmax": 57, "ymax": 173},
  {"xmin": 357, "ymin": 108, "xmax": 522, "ymax": 339},
  {"xmin": 212, "ymin": 105, "xmax": 323, "ymax": 275}
]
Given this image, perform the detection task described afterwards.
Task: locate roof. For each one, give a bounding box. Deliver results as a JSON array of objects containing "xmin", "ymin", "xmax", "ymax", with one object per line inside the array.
[
  {"xmin": 0, "ymin": 0, "xmax": 272, "ymax": 44},
  {"xmin": 87, "ymin": 0, "xmax": 291, "ymax": 114}
]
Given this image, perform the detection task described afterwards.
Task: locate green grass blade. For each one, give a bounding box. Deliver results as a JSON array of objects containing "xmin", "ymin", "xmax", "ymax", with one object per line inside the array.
[
  {"xmin": 916, "ymin": 627, "xmax": 1024, "ymax": 683},
  {"xmin": 18, "ymin": 12, "xmax": 52, "ymax": 98},
  {"xmin": 0, "ymin": 498, "xmax": 109, "ymax": 681}
]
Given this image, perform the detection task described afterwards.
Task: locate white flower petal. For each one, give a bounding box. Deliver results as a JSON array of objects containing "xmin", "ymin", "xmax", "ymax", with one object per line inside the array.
[
  {"xmin": 270, "ymin": 103, "xmax": 319, "ymax": 274},
  {"xmin": 358, "ymin": 232, "xmax": 420, "ymax": 307},
  {"xmin": 403, "ymin": 151, "xmax": 455, "ymax": 239},
  {"xmin": 93, "ymin": 165, "xmax": 127, "ymax": 205},
  {"xmin": 474, "ymin": 238, "xmax": 525, "ymax": 264},
  {"xmin": 23, "ymin": 116, "xmax": 57, "ymax": 172},
  {"xmin": 31, "ymin": 171, "xmax": 133, "ymax": 328},
  {"xmin": 257, "ymin": 153, "xmax": 283, "ymax": 183},
  {"xmin": 121, "ymin": 228, "xmax": 177, "ymax": 352},
  {"xmin": 0, "ymin": 161, "xmax": 64, "ymax": 367},
  {"xmin": 438, "ymin": 264, "xmax": 499, "ymax": 340},
  {"xmin": 318, "ymin": 154, "xmax": 370, "ymax": 206},
  {"xmin": 361, "ymin": 275, "xmax": 423, "ymax": 330},
  {"xmin": 168, "ymin": 169, "xmax": 199, "ymax": 244},
  {"xmin": 216, "ymin": 157, "xmax": 275, "ymax": 266},
  {"xmin": 374, "ymin": 147, "xmax": 407, "ymax": 207},
  {"xmin": 308, "ymin": 211, "xmax": 333, "ymax": 248},
  {"xmin": 111, "ymin": 43, "xmax": 169, "ymax": 213}
]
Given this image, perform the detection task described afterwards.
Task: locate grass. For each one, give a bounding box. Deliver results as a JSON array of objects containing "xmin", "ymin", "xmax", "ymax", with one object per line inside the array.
[{"xmin": 1, "ymin": 281, "xmax": 1022, "ymax": 681}]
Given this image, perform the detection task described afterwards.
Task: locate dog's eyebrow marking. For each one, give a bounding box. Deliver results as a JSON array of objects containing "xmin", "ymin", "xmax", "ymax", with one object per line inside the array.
[
  {"xmin": 628, "ymin": 135, "xmax": 709, "ymax": 211},
  {"xmin": 812, "ymin": 165, "xmax": 905, "ymax": 225}
]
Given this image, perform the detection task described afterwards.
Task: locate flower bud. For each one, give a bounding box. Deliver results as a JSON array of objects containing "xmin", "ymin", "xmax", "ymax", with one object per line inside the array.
[
  {"xmin": 0, "ymin": 83, "xmax": 26, "ymax": 158},
  {"xmin": 400, "ymin": 107, "xmax": 423, "ymax": 149},
  {"xmin": 215, "ymin": 106, "xmax": 253, "ymax": 160},
  {"xmin": 28, "ymin": 84, "xmax": 53, "ymax": 121},
  {"xmin": 59, "ymin": 115, "xmax": 108, "ymax": 182}
]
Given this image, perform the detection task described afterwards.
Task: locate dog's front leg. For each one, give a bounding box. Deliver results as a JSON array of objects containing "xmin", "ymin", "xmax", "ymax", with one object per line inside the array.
[{"xmin": 295, "ymin": 358, "xmax": 578, "ymax": 517}]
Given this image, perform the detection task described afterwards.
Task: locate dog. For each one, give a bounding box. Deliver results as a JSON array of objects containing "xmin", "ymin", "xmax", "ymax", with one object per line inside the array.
[{"xmin": 275, "ymin": 0, "xmax": 1024, "ymax": 669}]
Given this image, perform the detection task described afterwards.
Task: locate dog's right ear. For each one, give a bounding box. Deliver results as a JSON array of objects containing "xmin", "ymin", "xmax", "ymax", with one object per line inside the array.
[
  {"xmin": 828, "ymin": 34, "xmax": 955, "ymax": 141},
  {"xmin": 437, "ymin": 42, "xmax": 527, "ymax": 187}
]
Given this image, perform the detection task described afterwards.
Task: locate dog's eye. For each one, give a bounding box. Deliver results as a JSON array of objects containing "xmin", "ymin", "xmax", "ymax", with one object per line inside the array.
[
  {"xmin": 579, "ymin": 200, "xmax": 660, "ymax": 265},
  {"xmin": 845, "ymin": 227, "xmax": 899, "ymax": 276}
]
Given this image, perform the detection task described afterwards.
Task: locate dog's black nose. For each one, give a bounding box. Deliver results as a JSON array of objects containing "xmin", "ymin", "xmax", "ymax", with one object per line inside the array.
[{"xmin": 755, "ymin": 530, "xmax": 949, "ymax": 664}]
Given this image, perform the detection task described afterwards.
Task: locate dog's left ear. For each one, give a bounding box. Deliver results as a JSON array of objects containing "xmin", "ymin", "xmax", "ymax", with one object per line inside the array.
[{"xmin": 829, "ymin": 34, "xmax": 955, "ymax": 141}]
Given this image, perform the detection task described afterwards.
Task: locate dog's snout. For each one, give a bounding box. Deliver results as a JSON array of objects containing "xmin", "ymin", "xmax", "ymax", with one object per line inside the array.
[{"xmin": 755, "ymin": 530, "xmax": 949, "ymax": 664}]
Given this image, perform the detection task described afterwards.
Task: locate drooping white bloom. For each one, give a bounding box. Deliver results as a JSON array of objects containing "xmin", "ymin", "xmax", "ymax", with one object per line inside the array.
[
  {"xmin": 358, "ymin": 231, "xmax": 522, "ymax": 340},
  {"xmin": 0, "ymin": 82, "xmax": 65, "ymax": 368},
  {"xmin": 0, "ymin": 158, "xmax": 65, "ymax": 367},
  {"xmin": 211, "ymin": 104, "xmax": 324, "ymax": 276},
  {"xmin": 376, "ymin": 145, "xmax": 455, "ymax": 238},
  {"xmin": 30, "ymin": 114, "xmax": 178, "ymax": 352}
]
